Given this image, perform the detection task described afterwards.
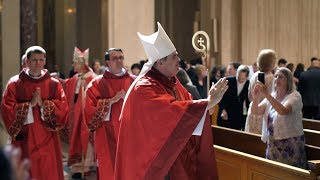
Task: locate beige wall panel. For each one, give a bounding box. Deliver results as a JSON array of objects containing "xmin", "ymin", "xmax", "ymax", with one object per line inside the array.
[
  {"xmin": 109, "ymin": 0, "xmax": 154, "ymax": 67},
  {"xmin": 241, "ymin": 0, "xmax": 320, "ymax": 67},
  {"xmin": 242, "ymin": 0, "xmax": 277, "ymax": 65},
  {"xmin": 1, "ymin": 0, "xmax": 20, "ymax": 90},
  {"xmin": 220, "ymin": 0, "xmax": 241, "ymax": 64},
  {"xmin": 301, "ymin": 0, "xmax": 320, "ymax": 67},
  {"xmin": 276, "ymin": 0, "xmax": 300, "ymax": 63}
]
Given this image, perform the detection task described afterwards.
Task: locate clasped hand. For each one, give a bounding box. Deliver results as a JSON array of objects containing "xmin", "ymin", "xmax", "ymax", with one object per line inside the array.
[
  {"xmin": 30, "ymin": 87, "xmax": 43, "ymax": 107},
  {"xmin": 98, "ymin": 90, "xmax": 126, "ymax": 106},
  {"xmin": 207, "ymin": 77, "xmax": 228, "ymax": 109},
  {"xmin": 110, "ymin": 90, "xmax": 126, "ymax": 105}
]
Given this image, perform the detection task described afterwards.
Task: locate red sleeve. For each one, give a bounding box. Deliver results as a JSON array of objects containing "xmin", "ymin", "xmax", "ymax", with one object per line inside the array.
[
  {"xmin": 1, "ymin": 83, "xmax": 30, "ymax": 140},
  {"xmin": 84, "ymin": 81, "xmax": 111, "ymax": 131},
  {"xmin": 42, "ymin": 82, "xmax": 68, "ymax": 131}
]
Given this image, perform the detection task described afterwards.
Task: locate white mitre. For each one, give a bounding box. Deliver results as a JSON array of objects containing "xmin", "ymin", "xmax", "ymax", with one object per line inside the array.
[{"xmin": 137, "ymin": 22, "xmax": 176, "ymax": 64}]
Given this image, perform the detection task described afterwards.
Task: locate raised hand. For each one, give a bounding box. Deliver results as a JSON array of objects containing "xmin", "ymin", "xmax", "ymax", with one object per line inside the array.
[
  {"xmin": 253, "ymin": 82, "xmax": 267, "ymax": 99},
  {"xmin": 207, "ymin": 77, "xmax": 228, "ymax": 109}
]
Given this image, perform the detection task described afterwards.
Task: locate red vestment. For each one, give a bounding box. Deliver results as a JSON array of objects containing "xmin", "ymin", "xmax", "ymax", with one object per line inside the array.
[
  {"xmin": 1, "ymin": 69, "xmax": 68, "ymax": 180},
  {"xmin": 115, "ymin": 68, "xmax": 218, "ymax": 180},
  {"xmin": 65, "ymin": 72, "xmax": 96, "ymax": 167},
  {"xmin": 84, "ymin": 71, "xmax": 134, "ymax": 180}
]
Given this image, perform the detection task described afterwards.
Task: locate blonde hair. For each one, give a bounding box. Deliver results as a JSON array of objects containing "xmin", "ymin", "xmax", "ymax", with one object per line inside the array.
[
  {"xmin": 257, "ymin": 49, "xmax": 276, "ymax": 72},
  {"xmin": 194, "ymin": 64, "xmax": 206, "ymax": 76}
]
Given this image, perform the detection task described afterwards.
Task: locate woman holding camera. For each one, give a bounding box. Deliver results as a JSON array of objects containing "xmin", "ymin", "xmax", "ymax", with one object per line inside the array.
[{"xmin": 249, "ymin": 67, "xmax": 307, "ymax": 169}]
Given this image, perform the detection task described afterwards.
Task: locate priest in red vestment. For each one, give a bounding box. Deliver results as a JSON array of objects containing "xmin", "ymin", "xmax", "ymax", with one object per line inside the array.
[
  {"xmin": 84, "ymin": 48, "xmax": 134, "ymax": 180},
  {"xmin": 1, "ymin": 46, "xmax": 68, "ymax": 180},
  {"xmin": 65, "ymin": 47, "xmax": 96, "ymax": 179},
  {"xmin": 114, "ymin": 23, "xmax": 228, "ymax": 180}
]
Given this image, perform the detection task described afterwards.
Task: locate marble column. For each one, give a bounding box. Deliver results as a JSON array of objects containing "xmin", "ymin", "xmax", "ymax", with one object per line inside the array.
[{"xmin": 20, "ymin": 0, "xmax": 38, "ymax": 53}]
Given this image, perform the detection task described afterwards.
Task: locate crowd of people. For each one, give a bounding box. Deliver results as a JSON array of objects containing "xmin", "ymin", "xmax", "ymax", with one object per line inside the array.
[{"xmin": 0, "ymin": 21, "xmax": 319, "ymax": 179}]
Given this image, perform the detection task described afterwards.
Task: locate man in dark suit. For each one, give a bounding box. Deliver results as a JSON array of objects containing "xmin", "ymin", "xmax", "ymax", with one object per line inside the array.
[
  {"xmin": 218, "ymin": 65, "xmax": 250, "ymax": 130},
  {"xmin": 298, "ymin": 58, "xmax": 320, "ymax": 120}
]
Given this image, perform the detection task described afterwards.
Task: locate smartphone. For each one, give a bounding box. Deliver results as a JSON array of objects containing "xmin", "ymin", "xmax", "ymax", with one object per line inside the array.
[{"xmin": 258, "ymin": 72, "xmax": 265, "ymax": 84}]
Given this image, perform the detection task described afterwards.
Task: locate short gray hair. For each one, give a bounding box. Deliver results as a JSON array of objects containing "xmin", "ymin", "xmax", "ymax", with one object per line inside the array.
[{"xmin": 236, "ymin": 65, "xmax": 250, "ymax": 77}]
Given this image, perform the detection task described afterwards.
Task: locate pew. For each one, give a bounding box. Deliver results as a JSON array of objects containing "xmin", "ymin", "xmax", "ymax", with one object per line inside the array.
[
  {"xmin": 303, "ymin": 118, "xmax": 320, "ymax": 131},
  {"xmin": 212, "ymin": 126, "xmax": 320, "ymax": 179}
]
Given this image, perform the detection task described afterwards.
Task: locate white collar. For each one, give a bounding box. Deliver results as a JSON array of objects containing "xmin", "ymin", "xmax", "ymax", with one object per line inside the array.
[
  {"xmin": 26, "ymin": 69, "xmax": 46, "ymax": 79},
  {"xmin": 106, "ymin": 67, "xmax": 126, "ymax": 76}
]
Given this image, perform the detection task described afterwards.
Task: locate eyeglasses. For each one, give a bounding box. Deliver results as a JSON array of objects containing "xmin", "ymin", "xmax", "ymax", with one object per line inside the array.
[
  {"xmin": 274, "ymin": 74, "xmax": 285, "ymax": 79},
  {"xmin": 110, "ymin": 56, "xmax": 124, "ymax": 62}
]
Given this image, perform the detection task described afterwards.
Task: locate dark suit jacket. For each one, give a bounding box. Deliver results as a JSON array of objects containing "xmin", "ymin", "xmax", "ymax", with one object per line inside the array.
[
  {"xmin": 218, "ymin": 76, "xmax": 250, "ymax": 130},
  {"xmin": 298, "ymin": 67, "xmax": 320, "ymax": 106}
]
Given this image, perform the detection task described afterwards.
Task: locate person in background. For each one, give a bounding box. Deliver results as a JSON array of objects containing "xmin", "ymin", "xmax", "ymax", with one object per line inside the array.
[
  {"xmin": 277, "ymin": 58, "xmax": 287, "ymax": 68},
  {"xmin": 218, "ymin": 65, "xmax": 250, "ymax": 130},
  {"xmin": 210, "ymin": 66, "xmax": 222, "ymax": 84},
  {"xmin": 91, "ymin": 59, "xmax": 103, "ymax": 75},
  {"xmin": 65, "ymin": 47, "xmax": 96, "ymax": 179},
  {"xmin": 286, "ymin": 63, "xmax": 298, "ymax": 84},
  {"xmin": 21, "ymin": 54, "xmax": 28, "ymax": 69},
  {"xmin": 286, "ymin": 63, "xmax": 294, "ymax": 72},
  {"xmin": 115, "ymin": 22, "xmax": 227, "ymax": 180},
  {"xmin": 192, "ymin": 64, "xmax": 208, "ymax": 98},
  {"xmin": 245, "ymin": 49, "xmax": 276, "ymax": 134},
  {"xmin": 307, "ymin": 57, "xmax": 318, "ymax": 70},
  {"xmin": 293, "ymin": 63, "xmax": 305, "ymax": 80},
  {"xmin": 298, "ymin": 58, "xmax": 320, "ymax": 120},
  {"xmin": 130, "ymin": 63, "xmax": 141, "ymax": 76},
  {"xmin": 176, "ymin": 68, "xmax": 201, "ymax": 100},
  {"xmin": 1, "ymin": 46, "xmax": 68, "ymax": 180},
  {"xmin": 84, "ymin": 48, "xmax": 135, "ymax": 180},
  {"xmin": 250, "ymin": 67, "xmax": 307, "ymax": 169},
  {"xmin": 226, "ymin": 61, "xmax": 241, "ymax": 77}
]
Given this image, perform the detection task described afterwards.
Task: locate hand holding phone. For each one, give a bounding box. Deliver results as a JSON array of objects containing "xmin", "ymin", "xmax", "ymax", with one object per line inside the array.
[{"xmin": 258, "ymin": 72, "xmax": 265, "ymax": 84}]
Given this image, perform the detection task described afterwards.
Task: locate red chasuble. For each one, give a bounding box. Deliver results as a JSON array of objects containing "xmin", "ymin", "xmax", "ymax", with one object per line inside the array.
[
  {"xmin": 115, "ymin": 68, "xmax": 218, "ymax": 180},
  {"xmin": 1, "ymin": 69, "xmax": 68, "ymax": 180},
  {"xmin": 84, "ymin": 70, "xmax": 134, "ymax": 180},
  {"xmin": 65, "ymin": 72, "xmax": 96, "ymax": 166}
]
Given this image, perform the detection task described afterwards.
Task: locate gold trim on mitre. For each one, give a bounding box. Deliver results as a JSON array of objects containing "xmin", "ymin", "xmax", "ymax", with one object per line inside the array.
[
  {"xmin": 137, "ymin": 22, "xmax": 176, "ymax": 64},
  {"xmin": 73, "ymin": 47, "xmax": 89, "ymax": 65}
]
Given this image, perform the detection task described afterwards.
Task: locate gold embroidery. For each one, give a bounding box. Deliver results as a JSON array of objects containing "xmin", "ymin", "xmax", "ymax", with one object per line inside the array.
[
  {"xmin": 42, "ymin": 100, "xmax": 62, "ymax": 131},
  {"xmin": 86, "ymin": 99, "xmax": 110, "ymax": 131},
  {"xmin": 9, "ymin": 102, "xmax": 29, "ymax": 139}
]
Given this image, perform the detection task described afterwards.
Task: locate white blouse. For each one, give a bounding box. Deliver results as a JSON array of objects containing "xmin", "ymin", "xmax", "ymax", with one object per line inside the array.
[{"xmin": 260, "ymin": 90, "xmax": 304, "ymax": 142}]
